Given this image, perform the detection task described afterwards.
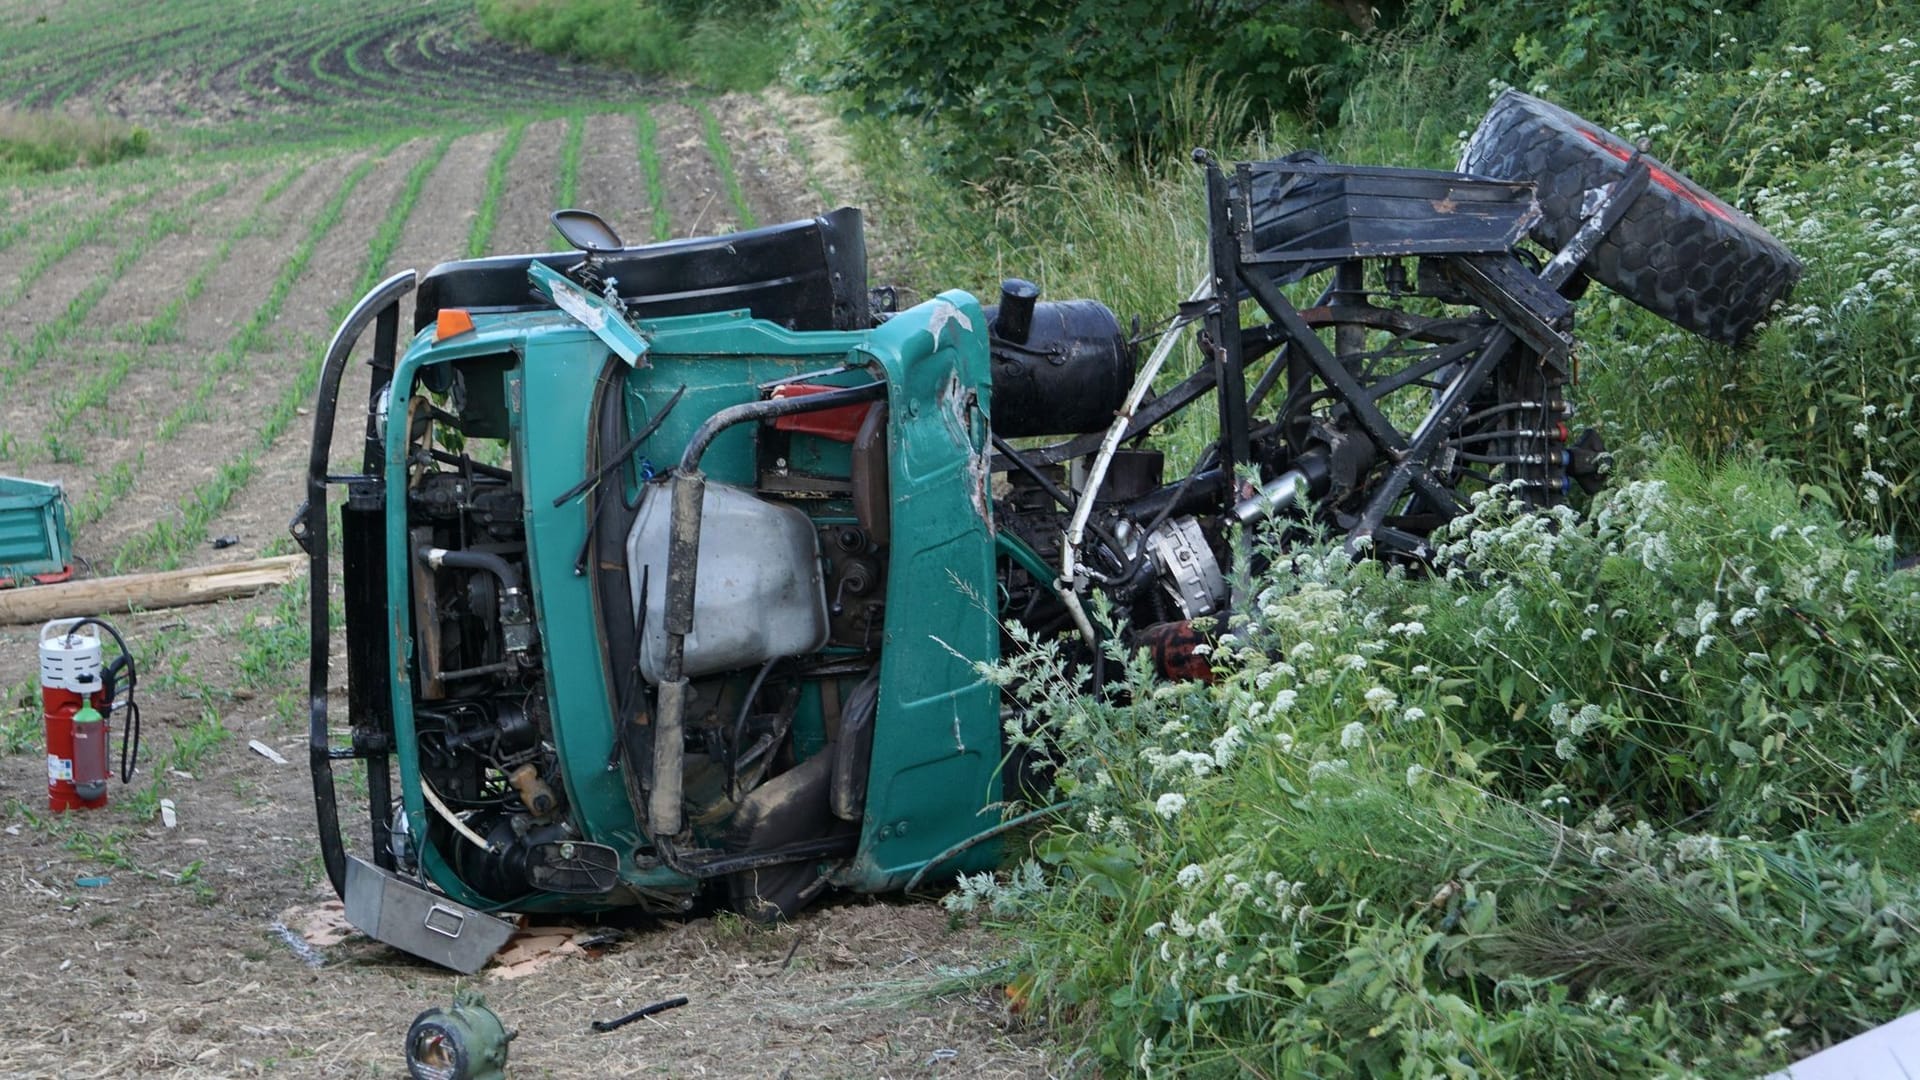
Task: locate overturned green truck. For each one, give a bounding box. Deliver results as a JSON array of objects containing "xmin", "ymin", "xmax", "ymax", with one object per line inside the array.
[{"xmin": 293, "ymin": 91, "xmax": 1798, "ymax": 971}]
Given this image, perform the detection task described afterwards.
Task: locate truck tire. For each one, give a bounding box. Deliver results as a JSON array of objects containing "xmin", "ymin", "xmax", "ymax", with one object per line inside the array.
[{"xmin": 1460, "ymin": 89, "xmax": 1800, "ymax": 346}]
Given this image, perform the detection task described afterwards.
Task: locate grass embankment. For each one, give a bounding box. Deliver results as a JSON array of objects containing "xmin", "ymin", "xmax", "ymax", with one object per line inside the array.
[{"xmin": 848, "ymin": 1, "xmax": 1920, "ymax": 1073}]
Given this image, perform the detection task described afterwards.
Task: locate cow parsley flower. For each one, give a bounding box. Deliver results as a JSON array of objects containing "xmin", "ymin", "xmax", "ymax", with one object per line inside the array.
[{"xmin": 1155, "ymin": 793, "xmax": 1188, "ymax": 819}]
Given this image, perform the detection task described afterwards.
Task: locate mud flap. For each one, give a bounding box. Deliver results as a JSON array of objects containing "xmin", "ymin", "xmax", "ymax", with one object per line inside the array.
[{"xmin": 343, "ymin": 855, "xmax": 515, "ymax": 974}]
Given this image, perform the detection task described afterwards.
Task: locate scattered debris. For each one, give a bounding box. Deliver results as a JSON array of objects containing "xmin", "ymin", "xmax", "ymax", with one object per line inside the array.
[
  {"xmin": 590, "ymin": 995, "xmax": 689, "ymax": 1033},
  {"xmin": 406, "ymin": 991, "xmax": 514, "ymax": 1080},
  {"xmin": 159, "ymin": 798, "xmax": 177, "ymax": 828},
  {"xmin": 74, "ymin": 876, "xmax": 110, "ymax": 888},
  {"xmin": 268, "ymin": 920, "xmax": 329, "ymax": 969},
  {"xmin": 247, "ymin": 739, "xmax": 288, "ymax": 765},
  {"xmin": 210, "ymin": 535, "xmax": 240, "ymax": 549},
  {"xmin": 486, "ymin": 926, "xmax": 593, "ymax": 980}
]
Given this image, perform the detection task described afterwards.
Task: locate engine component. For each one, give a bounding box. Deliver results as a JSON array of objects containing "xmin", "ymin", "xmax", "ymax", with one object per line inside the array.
[
  {"xmin": 1144, "ymin": 517, "xmax": 1228, "ymax": 618},
  {"xmin": 626, "ymin": 481, "xmax": 830, "ymax": 684},
  {"xmin": 983, "ymin": 290, "xmax": 1134, "ymax": 438}
]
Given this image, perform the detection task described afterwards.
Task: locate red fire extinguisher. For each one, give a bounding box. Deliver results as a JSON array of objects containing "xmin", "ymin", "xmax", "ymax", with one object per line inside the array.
[{"xmin": 42, "ymin": 618, "xmax": 141, "ymax": 812}]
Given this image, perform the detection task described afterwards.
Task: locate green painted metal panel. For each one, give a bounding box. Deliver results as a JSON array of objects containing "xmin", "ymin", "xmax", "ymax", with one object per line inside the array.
[
  {"xmin": 840, "ymin": 292, "xmax": 1005, "ymax": 889},
  {"xmin": 0, "ymin": 475, "xmax": 71, "ymax": 578}
]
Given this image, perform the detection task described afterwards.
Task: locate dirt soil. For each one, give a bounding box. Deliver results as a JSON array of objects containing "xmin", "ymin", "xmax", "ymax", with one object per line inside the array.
[{"xmin": 0, "ymin": 9, "xmax": 1054, "ymax": 1075}]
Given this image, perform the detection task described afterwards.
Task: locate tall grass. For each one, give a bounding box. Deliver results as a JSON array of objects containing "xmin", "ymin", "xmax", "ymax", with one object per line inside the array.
[{"xmin": 0, "ymin": 107, "xmax": 152, "ymax": 176}]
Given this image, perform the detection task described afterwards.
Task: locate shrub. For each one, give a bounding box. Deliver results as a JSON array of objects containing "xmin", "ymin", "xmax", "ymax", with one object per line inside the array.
[{"xmin": 823, "ymin": 0, "xmax": 1379, "ymax": 177}]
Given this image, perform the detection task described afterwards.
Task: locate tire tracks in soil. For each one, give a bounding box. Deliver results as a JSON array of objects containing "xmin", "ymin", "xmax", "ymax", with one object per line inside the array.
[{"xmin": 706, "ymin": 92, "xmax": 829, "ymax": 228}]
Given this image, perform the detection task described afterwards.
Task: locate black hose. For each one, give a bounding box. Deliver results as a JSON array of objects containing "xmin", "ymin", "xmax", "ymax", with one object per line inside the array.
[
  {"xmin": 59, "ymin": 618, "xmax": 141, "ymax": 784},
  {"xmin": 415, "ymin": 546, "xmax": 522, "ymax": 591},
  {"xmin": 678, "ymin": 381, "xmax": 885, "ymax": 473},
  {"xmin": 726, "ymin": 658, "xmax": 779, "ymax": 802}
]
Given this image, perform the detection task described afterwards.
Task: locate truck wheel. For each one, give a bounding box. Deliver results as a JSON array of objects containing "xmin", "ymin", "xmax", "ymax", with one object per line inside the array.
[{"xmin": 1460, "ymin": 89, "xmax": 1801, "ymax": 345}]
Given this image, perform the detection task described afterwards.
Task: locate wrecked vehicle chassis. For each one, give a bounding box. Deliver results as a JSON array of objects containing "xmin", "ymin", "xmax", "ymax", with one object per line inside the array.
[{"xmin": 293, "ymin": 91, "xmax": 1799, "ymax": 971}]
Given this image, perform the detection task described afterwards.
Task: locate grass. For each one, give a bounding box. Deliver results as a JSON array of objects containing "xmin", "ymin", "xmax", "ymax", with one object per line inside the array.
[
  {"xmin": 698, "ymin": 100, "xmax": 757, "ymax": 230},
  {"xmin": 0, "ymin": 106, "xmax": 152, "ymax": 177},
  {"xmin": 556, "ymin": 112, "xmax": 584, "ymax": 211},
  {"xmin": 636, "ymin": 105, "xmax": 671, "ymax": 241}
]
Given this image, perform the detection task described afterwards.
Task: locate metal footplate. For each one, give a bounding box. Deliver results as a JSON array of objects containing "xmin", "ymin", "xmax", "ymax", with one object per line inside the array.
[{"xmin": 343, "ymin": 855, "xmax": 515, "ymax": 974}]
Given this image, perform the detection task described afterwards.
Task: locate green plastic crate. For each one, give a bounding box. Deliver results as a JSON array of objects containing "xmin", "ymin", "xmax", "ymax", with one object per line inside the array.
[{"xmin": 0, "ymin": 475, "xmax": 72, "ymax": 580}]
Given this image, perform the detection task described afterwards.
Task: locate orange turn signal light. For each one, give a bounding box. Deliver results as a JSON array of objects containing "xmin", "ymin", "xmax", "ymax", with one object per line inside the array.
[{"xmin": 435, "ymin": 308, "xmax": 476, "ymax": 341}]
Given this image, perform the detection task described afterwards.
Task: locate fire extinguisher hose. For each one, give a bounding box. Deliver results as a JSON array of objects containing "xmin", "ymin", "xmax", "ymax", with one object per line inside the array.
[{"xmin": 57, "ymin": 618, "xmax": 142, "ymax": 783}]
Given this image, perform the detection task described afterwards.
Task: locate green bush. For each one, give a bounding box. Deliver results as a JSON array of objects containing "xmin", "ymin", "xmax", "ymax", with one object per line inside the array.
[{"xmin": 823, "ymin": 0, "xmax": 1379, "ymax": 177}]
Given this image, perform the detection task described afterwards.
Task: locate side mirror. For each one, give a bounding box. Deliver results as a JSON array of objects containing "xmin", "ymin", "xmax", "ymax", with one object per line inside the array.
[{"xmin": 550, "ymin": 209, "xmax": 624, "ymax": 254}]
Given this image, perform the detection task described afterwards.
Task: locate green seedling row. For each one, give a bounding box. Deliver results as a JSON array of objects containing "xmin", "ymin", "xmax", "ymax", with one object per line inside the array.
[
  {"xmin": 556, "ymin": 113, "xmax": 585, "ymax": 213},
  {"xmin": 697, "ymin": 100, "xmax": 757, "ymax": 231},
  {"xmin": 148, "ymin": 156, "xmax": 378, "ymax": 447},
  {"xmin": 4, "ymin": 182, "xmax": 168, "ymax": 306},
  {"xmin": 636, "ymin": 106, "xmax": 672, "ymax": 242},
  {"xmin": 39, "ymin": 163, "xmax": 312, "ymax": 461},
  {"xmin": 467, "ymin": 119, "xmax": 528, "ymax": 258}
]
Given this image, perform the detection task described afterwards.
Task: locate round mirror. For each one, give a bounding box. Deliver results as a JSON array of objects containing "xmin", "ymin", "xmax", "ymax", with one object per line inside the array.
[{"xmin": 550, "ymin": 209, "xmax": 624, "ymax": 254}]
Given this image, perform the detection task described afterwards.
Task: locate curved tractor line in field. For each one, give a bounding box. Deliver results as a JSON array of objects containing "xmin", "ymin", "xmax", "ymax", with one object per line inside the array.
[{"xmin": 1, "ymin": 0, "xmax": 650, "ymax": 144}]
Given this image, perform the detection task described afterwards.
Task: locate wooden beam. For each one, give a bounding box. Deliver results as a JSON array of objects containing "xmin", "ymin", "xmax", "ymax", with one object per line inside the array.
[{"xmin": 0, "ymin": 555, "xmax": 304, "ymax": 626}]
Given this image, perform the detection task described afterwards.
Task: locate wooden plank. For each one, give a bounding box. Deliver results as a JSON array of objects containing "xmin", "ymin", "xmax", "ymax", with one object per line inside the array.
[{"xmin": 0, "ymin": 555, "xmax": 303, "ymax": 625}]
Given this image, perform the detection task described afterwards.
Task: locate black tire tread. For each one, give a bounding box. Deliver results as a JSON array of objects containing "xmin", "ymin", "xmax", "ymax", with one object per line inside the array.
[{"xmin": 1461, "ymin": 89, "xmax": 1801, "ymax": 345}]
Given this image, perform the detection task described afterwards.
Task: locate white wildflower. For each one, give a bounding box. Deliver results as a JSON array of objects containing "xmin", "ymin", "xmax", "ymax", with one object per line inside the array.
[
  {"xmin": 1176, "ymin": 864, "xmax": 1205, "ymax": 889},
  {"xmin": 1155, "ymin": 793, "xmax": 1188, "ymax": 820},
  {"xmin": 1340, "ymin": 721, "xmax": 1367, "ymax": 749}
]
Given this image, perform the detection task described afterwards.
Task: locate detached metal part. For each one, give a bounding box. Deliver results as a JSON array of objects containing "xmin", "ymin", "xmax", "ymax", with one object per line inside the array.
[{"xmin": 343, "ymin": 855, "xmax": 515, "ymax": 975}]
